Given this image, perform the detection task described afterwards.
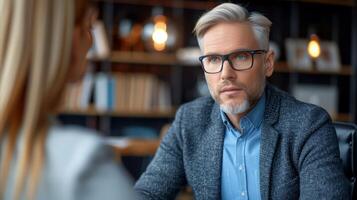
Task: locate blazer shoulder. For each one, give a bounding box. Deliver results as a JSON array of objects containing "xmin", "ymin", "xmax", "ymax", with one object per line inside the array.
[{"xmin": 271, "ymin": 86, "xmax": 331, "ymax": 132}]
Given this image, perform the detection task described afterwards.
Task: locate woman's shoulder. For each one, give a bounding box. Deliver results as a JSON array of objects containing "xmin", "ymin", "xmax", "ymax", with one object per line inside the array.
[
  {"xmin": 48, "ymin": 124, "xmax": 103, "ymax": 145},
  {"xmin": 45, "ymin": 124, "xmax": 111, "ymax": 171},
  {"xmin": 39, "ymin": 124, "xmax": 136, "ymax": 200}
]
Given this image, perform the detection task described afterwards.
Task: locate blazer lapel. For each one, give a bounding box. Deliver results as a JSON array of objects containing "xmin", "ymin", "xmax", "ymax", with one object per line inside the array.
[
  {"xmin": 260, "ymin": 123, "xmax": 280, "ymax": 199},
  {"xmin": 260, "ymin": 84, "xmax": 281, "ymax": 199},
  {"xmin": 198, "ymin": 102, "xmax": 225, "ymax": 199}
]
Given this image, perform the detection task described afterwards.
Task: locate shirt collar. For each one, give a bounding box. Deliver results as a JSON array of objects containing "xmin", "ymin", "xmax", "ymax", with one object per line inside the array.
[{"xmin": 220, "ymin": 92, "xmax": 266, "ymax": 130}]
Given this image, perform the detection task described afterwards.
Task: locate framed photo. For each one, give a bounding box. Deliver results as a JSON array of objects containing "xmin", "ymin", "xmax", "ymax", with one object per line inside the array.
[
  {"xmin": 285, "ymin": 38, "xmax": 341, "ymax": 72},
  {"xmin": 292, "ymin": 84, "xmax": 338, "ymax": 117},
  {"xmin": 285, "ymin": 38, "xmax": 312, "ymax": 70},
  {"xmin": 316, "ymin": 41, "xmax": 341, "ymax": 72}
]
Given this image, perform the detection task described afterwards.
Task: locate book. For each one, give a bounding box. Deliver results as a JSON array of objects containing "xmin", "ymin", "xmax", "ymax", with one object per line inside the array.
[{"xmin": 94, "ymin": 72, "xmax": 109, "ymax": 111}]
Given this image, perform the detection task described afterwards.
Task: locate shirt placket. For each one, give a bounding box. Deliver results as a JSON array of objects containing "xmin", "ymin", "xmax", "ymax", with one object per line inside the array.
[{"xmin": 236, "ymin": 126, "xmax": 248, "ymax": 200}]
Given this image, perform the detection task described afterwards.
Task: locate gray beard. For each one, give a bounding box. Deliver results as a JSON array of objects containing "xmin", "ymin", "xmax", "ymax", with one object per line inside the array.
[{"xmin": 220, "ymin": 100, "xmax": 250, "ymax": 115}]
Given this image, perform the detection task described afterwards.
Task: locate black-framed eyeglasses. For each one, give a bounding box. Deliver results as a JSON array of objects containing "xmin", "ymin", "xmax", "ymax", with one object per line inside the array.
[{"xmin": 199, "ymin": 49, "xmax": 267, "ymax": 74}]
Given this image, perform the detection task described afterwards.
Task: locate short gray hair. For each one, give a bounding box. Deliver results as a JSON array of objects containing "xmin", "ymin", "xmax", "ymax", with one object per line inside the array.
[{"xmin": 193, "ymin": 3, "xmax": 272, "ymax": 50}]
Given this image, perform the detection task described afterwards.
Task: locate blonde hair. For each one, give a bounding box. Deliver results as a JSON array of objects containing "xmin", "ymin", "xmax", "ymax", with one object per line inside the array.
[
  {"xmin": 0, "ymin": 0, "xmax": 81, "ymax": 199},
  {"xmin": 193, "ymin": 3, "xmax": 272, "ymax": 50}
]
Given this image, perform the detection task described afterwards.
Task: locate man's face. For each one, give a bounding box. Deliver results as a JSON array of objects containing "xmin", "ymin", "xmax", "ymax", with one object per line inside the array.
[{"xmin": 202, "ymin": 22, "xmax": 274, "ymax": 114}]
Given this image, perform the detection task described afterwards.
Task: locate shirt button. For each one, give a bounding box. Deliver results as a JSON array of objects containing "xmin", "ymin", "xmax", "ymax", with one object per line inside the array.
[
  {"xmin": 239, "ymin": 165, "xmax": 244, "ymax": 170},
  {"xmin": 241, "ymin": 191, "xmax": 245, "ymax": 196}
]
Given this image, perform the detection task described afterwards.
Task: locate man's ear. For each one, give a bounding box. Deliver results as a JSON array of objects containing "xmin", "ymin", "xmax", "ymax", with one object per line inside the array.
[{"xmin": 265, "ymin": 50, "xmax": 275, "ymax": 77}]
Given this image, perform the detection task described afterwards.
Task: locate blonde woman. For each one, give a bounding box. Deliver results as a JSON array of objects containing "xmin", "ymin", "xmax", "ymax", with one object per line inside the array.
[{"xmin": 0, "ymin": 0, "xmax": 136, "ymax": 200}]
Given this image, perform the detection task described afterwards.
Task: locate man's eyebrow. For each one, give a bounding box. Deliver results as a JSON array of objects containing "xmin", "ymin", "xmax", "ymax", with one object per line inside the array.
[{"xmin": 203, "ymin": 48, "xmax": 255, "ymax": 56}]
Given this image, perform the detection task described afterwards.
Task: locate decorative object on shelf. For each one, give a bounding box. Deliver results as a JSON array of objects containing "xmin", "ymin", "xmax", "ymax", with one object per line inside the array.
[
  {"xmin": 176, "ymin": 47, "xmax": 201, "ymax": 65},
  {"xmin": 118, "ymin": 17, "xmax": 145, "ymax": 51},
  {"xmin": 142, "ymin": 6, "xmax": 178, "ymax": 52},
  {"xmin": 285, "ymin": 38, "xmax": 312, "ymax": 70},
  {"xmin": 307, "ymin": 33, "xmax": 320, "ymax": 70},
  {"xmin": 87, "ymin": 20, "xmax": 111, "ymax": 60},
  {"xmin": 269, "ymin": 41, "xmax": 280, "ymax": 61},
  {"xmin": 292, "ymin": 84, "xmax": 338, "ymax": 118},
  {"xmin": 316, "ymin": 41, "xmax": 341, "ymax": 72},
  {"xmin": 307, "ymin": 34, "xmax": 321, "ymax": 60},
  {"xmin": 286, "ymin": 37, "xmax": 341, "ymax": 72}
]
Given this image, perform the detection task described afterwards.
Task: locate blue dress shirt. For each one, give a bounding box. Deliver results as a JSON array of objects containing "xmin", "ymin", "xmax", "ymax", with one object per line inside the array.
[{"xmin": 221, "ymin": 93, "xmax": 266, "ymax": 200}]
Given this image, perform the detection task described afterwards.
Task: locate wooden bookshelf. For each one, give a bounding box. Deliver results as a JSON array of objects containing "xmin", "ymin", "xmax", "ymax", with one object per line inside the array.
[
  {"xmin": 110, "ymin": 51, "xmax": 177, "ymax": 65},
  {"xmin": 93, "ymin": 0, "xmax": 218, "ymax": 10},
  {"xmin": 94, "ymin": 0, "xmax": 355, "ymax": 8},
  {"xmin": 333, "ymin": 113, "xmax": 353, "ymax": 122},
  {"xmin": 274, "ymin": 62, "xmax": 353, "ymax": 76},
  {"xmin": 58, "ymin": 107, "xmax": 176, "ymax": 118},
  {"xmin": 300, "ymin": 0, "xmax": 355, "ymax": 6},
  {"xmin": 107, "ymin": 137, "xmax": 160, "ymax": 157}
]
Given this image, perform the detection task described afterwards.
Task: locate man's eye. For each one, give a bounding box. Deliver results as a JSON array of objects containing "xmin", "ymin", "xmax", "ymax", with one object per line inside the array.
[
  {"xmin": 234, "ymin": 53, "xmax": 249, "ymax": 61},
  {"xmin": 207, "ymin": 56, "xmax": 221, "ymax": 63}
]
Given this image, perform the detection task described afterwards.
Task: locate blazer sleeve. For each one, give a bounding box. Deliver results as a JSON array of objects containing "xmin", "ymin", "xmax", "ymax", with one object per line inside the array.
[
  {"xmin": 134, "ymin": 106, "xmax": 187, "ymax": 200},
  {"xmin": 298, "ymin": 108, "xmax": 351, "ymax": 199},
  {"xmin": 72, "ymin": 142, "xmax": 138, "ymax": 200}
]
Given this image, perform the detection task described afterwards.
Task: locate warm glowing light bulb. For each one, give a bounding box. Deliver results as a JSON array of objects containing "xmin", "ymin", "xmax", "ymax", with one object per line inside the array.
[
  {"xmin": 154, "ymin": 22, "xmax": 167, "ymax": 30},
  {"xmin": 154, "ymin": 43, "xmax": 166, "ymax": 51},
  {"xmin": 152, "ymin": 29, "xmax": 168, "ymax": 44},
  {"xmin": 307, "ymin": 35, "xmax": 321, "ymax": 58},
  {"xmin": 152, "ymin": 21, "xmax": 168, "ymax": 51}
]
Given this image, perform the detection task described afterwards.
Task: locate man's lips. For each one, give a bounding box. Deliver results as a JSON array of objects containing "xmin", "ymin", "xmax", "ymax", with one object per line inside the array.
[
  {"xmin": 220, "ymin": 86, "xmax": 242, "ymax": 92},
  {"xmin": 220, "ymin": 86, "xmax": 243, "ymax": 95}
]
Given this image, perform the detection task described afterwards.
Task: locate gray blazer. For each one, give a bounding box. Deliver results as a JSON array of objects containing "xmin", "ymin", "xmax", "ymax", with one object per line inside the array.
[
  {"xmin": 135, "ymin": 84, "xmax": 350, "ymax": 199},
  {"xmin": 5, "ymin": 125, "xmax": 137, "ymax": 200}
]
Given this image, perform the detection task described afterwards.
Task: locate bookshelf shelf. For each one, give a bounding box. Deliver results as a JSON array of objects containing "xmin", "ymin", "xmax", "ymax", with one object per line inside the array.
[
  {"xmin": 93, "ymin": 0, "xmax": 218, "ymax": 10},
  {"xmin": 107, "ymin": 137, "xmax": 160, "ymax": 157},
  {"xmin": 333, "ymin": 113, "xmax": 353, "ymax": 122},
  {"xmin": 58, "ymin": 107, "xmax": 176, "ymax": 118},
  {"xmin": 94, "ymin": 0, "xmax": 355, "ymax": 8},
  {"xmin": 300, "ymin": 0, "xmax": 355, "ymax": 6},
  {"xmin": 274, "ymin": 62, "xmax": 353, "ymax": 76},
  {"xmin": 110, "ymin": 51, "xmax": 177, "ymax": 65}
]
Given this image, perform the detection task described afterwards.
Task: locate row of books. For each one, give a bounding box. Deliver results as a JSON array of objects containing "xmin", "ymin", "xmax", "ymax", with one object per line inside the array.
[{"xmin": 61, "ymin": 70, "xmax": 172, "ymax": 112}]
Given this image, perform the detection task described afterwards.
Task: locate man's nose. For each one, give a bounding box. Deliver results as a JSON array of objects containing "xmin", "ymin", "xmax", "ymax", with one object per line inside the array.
[{"xmin": 220, "ymin": 59, "xmax": 236, "ymax": 80}]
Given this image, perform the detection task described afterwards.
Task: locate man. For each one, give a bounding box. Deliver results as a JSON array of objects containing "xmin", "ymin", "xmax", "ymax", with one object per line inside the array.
[{"xmin": 135, "ymin": 3, "xmax": 350, "ymax": 199}]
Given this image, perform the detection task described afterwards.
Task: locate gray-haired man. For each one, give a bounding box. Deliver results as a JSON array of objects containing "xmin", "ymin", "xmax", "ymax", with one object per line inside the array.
[{"xmin": 135, "ymin": 3, "xmax": 350, "ymax": 199}]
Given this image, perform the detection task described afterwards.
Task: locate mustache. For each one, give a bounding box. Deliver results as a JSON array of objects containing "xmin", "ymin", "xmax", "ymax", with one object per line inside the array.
[{"xmin": 218, "ymin": 80, "xmax": 246, "ymax": 91}]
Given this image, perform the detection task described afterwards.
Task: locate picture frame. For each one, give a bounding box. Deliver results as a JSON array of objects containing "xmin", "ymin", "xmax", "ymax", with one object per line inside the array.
[
  {"xmin": 316, "ymin": 41, "xmax": 341, "ymax": 72},
  {"xmin": 285, "ymin": 38, "xmax": 341, "ymax": 72},
  {"xmin": 285, "ymin": 38, "xmax": 312, "ymax": 70},
  {"xmin": 292, "ymin": 84, "xmax": 338, "ymax": 117}
]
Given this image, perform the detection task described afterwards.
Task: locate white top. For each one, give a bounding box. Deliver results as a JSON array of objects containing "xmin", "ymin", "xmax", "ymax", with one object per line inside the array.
[{"xmin": 4, "ymin": 124, "xmax": 137, "ymax": 200}]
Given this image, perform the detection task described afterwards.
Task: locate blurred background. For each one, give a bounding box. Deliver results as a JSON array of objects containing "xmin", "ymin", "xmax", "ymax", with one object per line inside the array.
[{"xmin": 57, "ymin": 0, "xmax": 357, "ymax": 197}]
